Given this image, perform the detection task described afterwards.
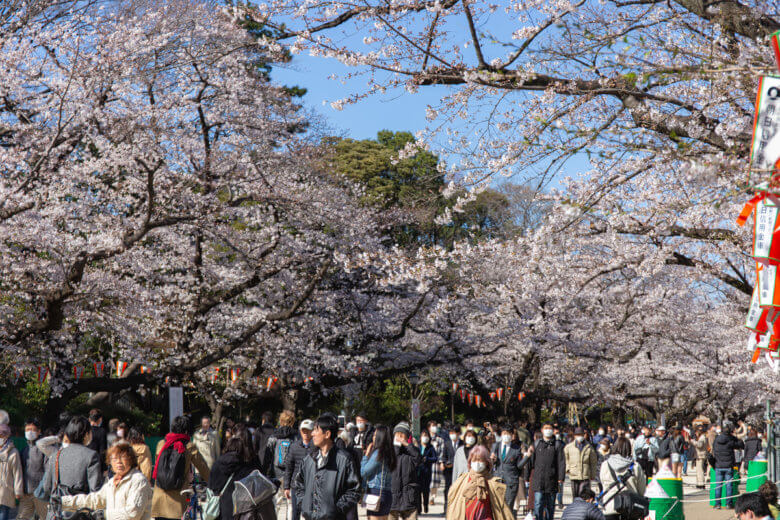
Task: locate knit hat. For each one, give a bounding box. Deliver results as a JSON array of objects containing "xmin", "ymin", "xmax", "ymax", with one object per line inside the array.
[{"xmin": 393, "ymin": 421, "xmax": 411, "ymax": 437}]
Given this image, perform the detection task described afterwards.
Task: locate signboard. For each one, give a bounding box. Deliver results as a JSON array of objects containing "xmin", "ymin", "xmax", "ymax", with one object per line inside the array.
[
  {"xmin": 411, "ymin": 398, "xmax": 421, "ymax": 438},
  {"xmin": 169, "ymin": 387, "xmax": 183, "ymax": 429},
  {"xmin": 750, "ymin": 75, "xmax": 780, "ymax": 186}
]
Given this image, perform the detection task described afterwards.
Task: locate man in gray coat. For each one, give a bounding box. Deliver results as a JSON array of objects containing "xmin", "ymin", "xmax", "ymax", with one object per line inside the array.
[{"xmin": 40, "ymin": 416, "xmax": 103, "ymax": 519}]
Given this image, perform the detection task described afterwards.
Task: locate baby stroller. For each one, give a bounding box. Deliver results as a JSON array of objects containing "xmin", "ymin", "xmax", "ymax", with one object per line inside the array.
[{"xmin": 232, "ymin": 470, "xmax": 278, "ymax": 520}]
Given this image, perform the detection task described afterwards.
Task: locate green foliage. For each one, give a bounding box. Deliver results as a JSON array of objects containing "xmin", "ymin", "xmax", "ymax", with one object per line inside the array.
[
  {"xmin": 348, "ymin": 375, "xmax": 448, "ymax": 425},
  {"xmin": 331, "ymin": 130, "xmax": 520, "ymax": 248},
  {"xmin": 0, "ymin": 380, "xmax": 50, "ymax": 425}
]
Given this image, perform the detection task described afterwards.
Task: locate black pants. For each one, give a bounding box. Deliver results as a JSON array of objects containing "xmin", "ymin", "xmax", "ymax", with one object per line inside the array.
[
  {"xmin": 443, "ymin": 469, "xmax": 453, "ymax": 513},
  {"xmin": 639, "ymin": 459, "xmax": 654, "ymax": 479},
  {"xmin": 291, "ymin": 488, "xmax": 301, "ymax": 520},
  {"xmin": 418, "ymin": 486, "xmax": 430, "ymax": 513},
  {"xmin": 570, "ymin": 479, "xmax": 590, "ymax": 500},
  {"xmin": 504, "ymin": 480, "xmax": 519, "ymax": 516}
]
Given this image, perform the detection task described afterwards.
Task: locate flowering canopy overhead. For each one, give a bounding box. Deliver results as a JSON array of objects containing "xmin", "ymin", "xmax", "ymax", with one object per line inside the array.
[{"xmin": 244, "ymin": 0, "xmax": 780, "ymax": 415}]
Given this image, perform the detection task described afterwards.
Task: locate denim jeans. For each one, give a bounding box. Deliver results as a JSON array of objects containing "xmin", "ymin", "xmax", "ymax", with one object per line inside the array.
[
  {"xmin": 714, "ymin": 468, "xmax": 733, "ymax": 506},
  {"xmin": 682, "ymin": 453, "xmax": 688, "ymax": 474},
  {"xmin": 0, "ymin": 505, "xmax": 10, "ymax": 520},
  {"xmin": 534, "ymin": 492, "xmax": 555, "ymax": 520}
]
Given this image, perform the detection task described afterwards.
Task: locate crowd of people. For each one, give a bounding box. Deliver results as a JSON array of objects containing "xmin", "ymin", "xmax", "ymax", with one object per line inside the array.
[{"xmin": 0, "ymin": 408, "xmax": 777, "ymax": 520}]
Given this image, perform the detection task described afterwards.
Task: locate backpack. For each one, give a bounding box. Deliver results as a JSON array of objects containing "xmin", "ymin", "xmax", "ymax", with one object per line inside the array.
[
  {"xmin": 156, "ymin": 446, "xmax": 187, "ymax": 490},
  {"xmin": 275, "ymin": 438, "xmax": 292, "ymax": 469}
]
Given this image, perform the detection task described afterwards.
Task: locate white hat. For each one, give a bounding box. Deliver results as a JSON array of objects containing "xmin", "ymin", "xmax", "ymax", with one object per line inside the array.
[{"xmin": 300, "ymin": 419, "xmax": 315, "ymax": 431}]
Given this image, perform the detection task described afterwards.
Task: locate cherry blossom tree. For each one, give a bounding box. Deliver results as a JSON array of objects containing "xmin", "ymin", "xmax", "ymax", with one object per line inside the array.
[{"xmin": 248, "ymin": 0, "xmax": 780, "ymax": 417}]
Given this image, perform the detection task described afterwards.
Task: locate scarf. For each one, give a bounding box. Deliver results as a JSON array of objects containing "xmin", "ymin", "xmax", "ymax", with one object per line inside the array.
[
  {"xmin": 152, "ymin": 433, "xmax": 190, "ymax": 480},
  {"xmin": 461, "ymin": 470, "xmax": 490, "ymax": 501}
]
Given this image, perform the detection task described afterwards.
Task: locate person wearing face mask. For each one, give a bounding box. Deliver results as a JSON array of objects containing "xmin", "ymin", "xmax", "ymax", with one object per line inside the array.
[
  {"xmin": 631, "ymin": 425, "xmax": 657, "ymax": 479},
  {"xmin": 0, "ymin": 423, "xmax": 23, "ymax": 520},
  {"xmin": 416, "ymin": 431, "xmax": 438, "ymax": 514},
  {"xmin": 592, "ymin": 426, "xmax": 607, "ymax": 447},
  {"xmin": 654, "ymin": 425, "xmax": 672, "ymax": 471},
  {"xmin": 595, "ymin": 439, "xmax": 611, "ymax": 494},
  {"xmin": 39, "ymin": 415, "xmax": 103, "ymax": 519},
  {"xmin": 446, "ymin": 445, "xmax": 514, "ymax": 520},
  {"xmin": 389, "ymin": 422, "xmax": 422, "ymax": 520},
  {"xmin": 489, "ymin": 425, "xmax": 530, "ymax": 518},
  {"xmin": 564, "ymin": 427, "xmax": 597, "ymax": 501},
  {"xmin": 192, "ymin": 416, "xmax": 220, "ymax": 471},
  {"xmin": 453, "ymin": 431, "xmax": 479, "ymax": 484},
  {"xmin": 18, "ymin": 418, "xmax": 48, "ymax": 520},
  {"xmin": 441, "ymin": 425, "xmax": 462, "ymax": 513},
  {"xmin": 354, "ymin": 412, "xmax": 374, "ymax": 452},
  {"xmin": 428, "ymin": 422, "xmax": 444, "ymax": 507},
  {"xmin": 529, "ymin": 423, "xmax": 565, "ymax": 520}
]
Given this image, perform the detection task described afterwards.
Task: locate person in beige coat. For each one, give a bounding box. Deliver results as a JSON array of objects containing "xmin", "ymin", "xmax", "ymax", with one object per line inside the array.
[
  {"xmin": 447, "ymin": 445, "xmax": 514, "ymax": 520},
  {"xmin": 61, "ymin": 442, "xmax": 153, "ymax": 520},
  {"xmin": 151, "ymin": 416, "xmax": 210, "ymax": 520},
  {"xmin": 563, "ymin": 427, "xmax": 597, "ymax": 499},
  {"xmin": 128, "ymin": 429, "xmax": 153, "ymax": 482},
  {"xmin": 693, "ymin": 427, "xmax": 709, "ymax": 489},
  {"xmin": 0, "ymin": 424, "xmax": 24, "ymax": 520}
]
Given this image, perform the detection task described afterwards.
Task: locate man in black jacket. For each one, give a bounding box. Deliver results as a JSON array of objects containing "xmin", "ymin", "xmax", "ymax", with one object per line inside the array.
[
  {"xmin": 712, "ymin": 421, "xmax": 744, "ymax": 509},
  {"xmin": 441, "ymin": 423, "xmax": 461, "ymax": 513},
  {"xmin": 390, "ymin": 422, "xmax": 422, "ymax": 520},
  {"xmin": 531, "ymin": 423, "xmax": 566, "ymax": 520},
  {"xmin": 86, "ymin": 409, "xmax": 108, "ymax": 471},
  {"xmin": 253, "ymin": 411, "xmax": 275, "ymax": 473},
  {"xmin": 491, "ymin": 424, "xmax": 530, "ymax": 518},
  {"xmin": 560, "ymin": 488, "xmax": 605, "ymax": 520},
  {"xmin": 285, "ymin": 419, "xmax": 317, "ymax": 520},
  {"xmin": 654, "ymin": 425, "xmax": 672, "ymax": 472},
  {"xmin": 293, "ymin": 415, "xmax": 361, "ymax": 520}
]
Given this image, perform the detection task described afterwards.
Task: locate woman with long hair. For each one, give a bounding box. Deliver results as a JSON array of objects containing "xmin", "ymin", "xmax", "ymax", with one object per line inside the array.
[
  {"xmin": 360, "ymin": 425, "xmax": 397, "ymax": 520},
  {"xmin": 446, "ymin": 445, "xmax": 514, "ymax": 520}
]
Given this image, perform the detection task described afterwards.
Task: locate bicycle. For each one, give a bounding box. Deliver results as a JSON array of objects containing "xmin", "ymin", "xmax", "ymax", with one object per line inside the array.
[{"xmin": 181, "ymin": 478, "xmax": 208, "ymax": 520}]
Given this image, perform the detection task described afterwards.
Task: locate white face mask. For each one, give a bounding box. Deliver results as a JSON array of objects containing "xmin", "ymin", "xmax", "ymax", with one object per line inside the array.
[
  {"xmin": 430, "ymin": 426, "xmax": 438, "ymax": 435},
  {"xmin": 575, "ymin": 436, "xmax": 584, "ymax": 443},
  {"xmin": 25, "ymin": 431, "xmax": 39, "ymax": 442},
  {"xmin": 450, "ymin": 434, "xmax": 458, "ymax": 443},
  {"xmin": 117, "ymin": 429, "xmax": 125, "ymax": 438},
  {"xmin": 501, "ymin": 434, "xmax": 512, "ymax": 444},
  {"xmin": 471, "ymin": 461, "xmax": 486, "ymax": 473},
  {"xmin": 465, "ymin": 436, "xmax": 476, "ymax": 447},
  {"xmin": 466, "ymin": 426, "xmax": 474, "ymax": 431},
  {"xmin": 421, "ymin": 436, "xmax": 429, "ymax": 444},
  {"xmin": 542, "ymin": 429, "xmax": 553, "ymax": 439},
  {"xmin": 598, "ymin": 429, "xmax": 605, "ymax": 436},
  {"xmin": 393, "ymin": 440, "xmax": 402, "ymax": 447},
  {"xmin": 62, "ymin": 440, "xmax": 70, "ymax": 448},
  {"xmin": 357, "ymin": 422, "xmax": 366, "ymax": 432},
  {"xmin": 625, "ymin": 433, "xmax": 631, "ymax": 439}
]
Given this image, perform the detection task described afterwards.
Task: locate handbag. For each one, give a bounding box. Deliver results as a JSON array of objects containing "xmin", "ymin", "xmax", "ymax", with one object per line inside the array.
[
  {"xmin": 363, "ymin": 462, "xmax": 385, "ymax": 513},
  {"xmin": 204, "ymin": 473, "xmax": 234, "ymax": 520},
  {"xmin": 49, "ymin": 449, "xmax": 79, "ymax": 520}
]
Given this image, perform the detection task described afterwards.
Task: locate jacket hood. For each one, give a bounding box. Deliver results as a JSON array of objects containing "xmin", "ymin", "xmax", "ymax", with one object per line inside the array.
[
  {"xmin": 218, "ymin": 451, "xmax": 244, "ymax": 473},
  {"xmin": 274, "ymin": 426, "xmax": 296, "ymax": 439},
  {"xmin": 607, "ymin": 454, "xmax": 634, "ymax": 472}
]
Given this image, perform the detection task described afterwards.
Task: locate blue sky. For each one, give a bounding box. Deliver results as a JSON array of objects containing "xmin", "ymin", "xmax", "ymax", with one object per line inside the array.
[{"xmin": 273, "ymin": 55, "xmax": 442, "ymax": 140}]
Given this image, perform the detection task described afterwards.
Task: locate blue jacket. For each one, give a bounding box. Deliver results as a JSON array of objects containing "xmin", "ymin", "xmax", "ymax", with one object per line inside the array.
[{"xmin": 360, "ymin": 451, "xmax": 391, "ymax": 491}]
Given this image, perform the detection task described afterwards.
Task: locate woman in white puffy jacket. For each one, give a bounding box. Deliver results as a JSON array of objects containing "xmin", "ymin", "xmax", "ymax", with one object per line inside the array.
[{"xmin": 61, "ymin": 442, "xmax": 153, "ymax": 520}]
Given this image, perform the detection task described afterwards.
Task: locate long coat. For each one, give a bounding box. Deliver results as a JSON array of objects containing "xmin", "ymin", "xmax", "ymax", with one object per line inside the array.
[
  {"xmin": 151, "ymin": 440, "xmax": 210, "ymax": 519},
  {"xmin": 0, "ymin": 441, "xmax": 24, "ymax": 508},
  {"xmin": 529, "ymin": 439, "xmax": 565, "ymax": 494},
  {"xmin": 446, "ymin": 471, "xmax": 514, "ymax": 520}
]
